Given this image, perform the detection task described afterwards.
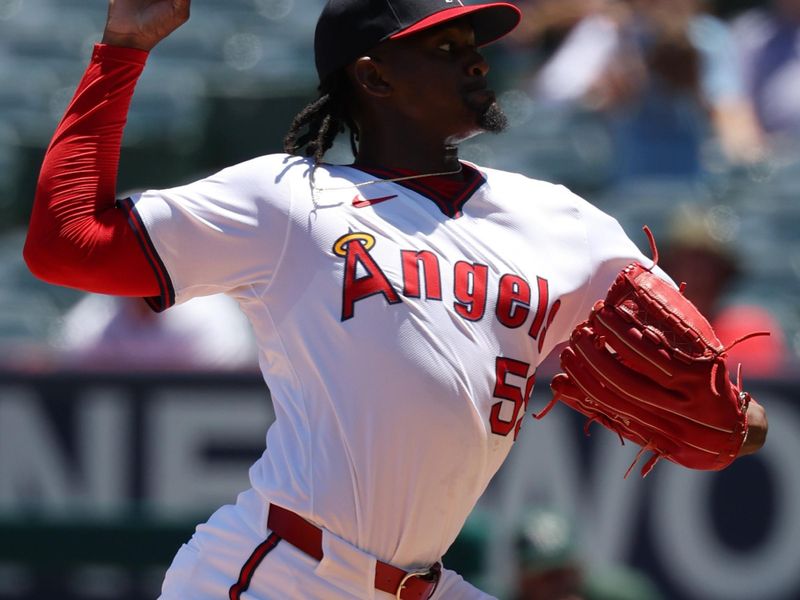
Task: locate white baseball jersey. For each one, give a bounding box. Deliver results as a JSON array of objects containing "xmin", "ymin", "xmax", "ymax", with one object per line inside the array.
[{"xmin": 130, "ymin": 154, "xmax": 654, "ymax": 571}]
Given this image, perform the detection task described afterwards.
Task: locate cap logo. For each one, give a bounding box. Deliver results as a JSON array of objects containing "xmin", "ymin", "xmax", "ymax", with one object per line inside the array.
[{"xmin": 445, "ymin": 1, "xmax": 465, "ymax": 5}]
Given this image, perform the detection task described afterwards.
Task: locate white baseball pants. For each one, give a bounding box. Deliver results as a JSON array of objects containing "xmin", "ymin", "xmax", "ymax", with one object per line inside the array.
[{"xmin": 158, "ymin": 488, "xmax": 495, "ymax": 599}]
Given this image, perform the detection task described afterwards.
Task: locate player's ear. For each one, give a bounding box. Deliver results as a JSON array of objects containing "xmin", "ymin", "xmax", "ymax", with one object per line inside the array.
[{"xmin": 350, "ymin": 56, "xmax": 392, "ymax": 98}]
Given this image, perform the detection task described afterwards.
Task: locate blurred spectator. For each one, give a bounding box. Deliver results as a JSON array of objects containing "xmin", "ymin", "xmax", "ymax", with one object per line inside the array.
[
  {"xmin": 53, "ymin": 294, "xmax": 258, "ymax": 372},
  {"xmin": 509, "ymin": 0, "xmax": 605, "ymax": 59},
  {"xmin": 733, "ymin": 0, "xmax": 800, "ymax": 145},
  {"xmin": 514, "ymin": 508, "xmax": 583, "ymax": 600},
  {"xmin": 658, "ymin": 205, "xmax": 788, "ymax": 377},
  {"xmin": 514, "ymin": 0, "xmax": 629, "ymax": 108},
  {"xmin": 514, "ymin": 507, "xmax": 663, "ymax": 600},
  {"xmin": 514, "ymin": 0, "xmax": 764, "ymax": 179}
]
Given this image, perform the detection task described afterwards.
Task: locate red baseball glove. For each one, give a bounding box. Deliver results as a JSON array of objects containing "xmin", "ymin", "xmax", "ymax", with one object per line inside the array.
[{"xmin": 537, "ymin": 228, "xmax": 761, "ymax": 478}]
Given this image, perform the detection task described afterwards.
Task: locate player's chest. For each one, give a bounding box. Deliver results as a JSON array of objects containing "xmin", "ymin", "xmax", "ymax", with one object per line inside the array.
[{"xmin": 283, "ymin": 193, "xmax": 586, "ymax": 344}]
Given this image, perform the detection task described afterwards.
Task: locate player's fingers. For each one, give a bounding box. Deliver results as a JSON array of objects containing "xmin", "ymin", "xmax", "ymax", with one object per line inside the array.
[
  {"xmin": 174, "ymin": 0, "xmax": 191, "ymax": 21},
  {"xmin": 571, "ymin": 326, "xmax": 745, "ymax": 442},
  {"xmin": 589, "ymin": 302, "xmax": 677, "ymax": 387},
  {"xmin": 558, "ymin": 345, "xmax": 669, "ymax": 446},
  {"xmin": 561, "ymin": 343, "xmax": 741, "ymax": 466},
  {"xmin": 566, "ymin": 327, "xmax": 688, "ymax": 426}
]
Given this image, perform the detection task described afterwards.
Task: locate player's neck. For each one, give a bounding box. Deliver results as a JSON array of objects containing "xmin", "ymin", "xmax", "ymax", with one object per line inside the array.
[{"xmin": 353, "ymin": 138, "xmax": 462, "ymax": 177}]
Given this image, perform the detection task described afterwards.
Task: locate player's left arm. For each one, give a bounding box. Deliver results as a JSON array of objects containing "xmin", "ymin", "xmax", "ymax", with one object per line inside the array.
[{"xmin": 547, "ymin": 188, "xmax": 769, "ymax": 472}]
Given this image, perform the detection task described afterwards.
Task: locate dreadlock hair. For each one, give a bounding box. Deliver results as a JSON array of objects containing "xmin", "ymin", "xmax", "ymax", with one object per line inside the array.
[{"xmin": 283, "ymin": 70, "xmax": 359, "ymax": 164}]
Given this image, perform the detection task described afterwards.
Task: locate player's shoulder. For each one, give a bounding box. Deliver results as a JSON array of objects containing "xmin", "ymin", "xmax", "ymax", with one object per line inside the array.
[
  {"xmin": 475, "ymin": 162, "xmax": 630, "ymax": 234},
  {"xmin": 154, "ymin": 153, "xmax": 314, "ymax": 219},
  {"xmin": 473, "ymin": 163, "xmax": 554, "ymax": 190},
  {"xmin": 473, "ymin": 163, "xmax": 595, "ymax": 208},
  {"xmin": 219, "ymin": 152, "xmax": 312, "ymax": 183}
]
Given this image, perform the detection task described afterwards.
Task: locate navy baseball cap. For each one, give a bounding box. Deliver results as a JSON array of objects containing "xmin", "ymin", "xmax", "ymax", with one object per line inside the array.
[{"xmin": 314, "ymin": 0, "xmax": 522, "ymax": 82}]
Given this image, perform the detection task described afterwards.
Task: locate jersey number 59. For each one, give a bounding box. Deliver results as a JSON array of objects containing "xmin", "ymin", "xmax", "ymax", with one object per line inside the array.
[{"xmin": 490, "ymin": 356, "xmax": 536, "ymax": 440}]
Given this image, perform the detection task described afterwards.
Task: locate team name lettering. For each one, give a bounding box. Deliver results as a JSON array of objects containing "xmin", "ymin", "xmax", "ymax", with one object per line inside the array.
[
  {"xmin": 402, "ymin": 250, "xmax": 442, "ymax": 299},
  {"xmin": 333, "ymin": 233, "xmax": 400, "ymax": 320},
  {"xmin": 496, "ymin": 274, "xmax": 531, "ymax": 328},
  {"xmin": 454, "ymin": 261, "xmax": 489, "ymax": 321},
  {"xmin": 333, "ymin": 233, "xmax": 559, "ymax": 345}
]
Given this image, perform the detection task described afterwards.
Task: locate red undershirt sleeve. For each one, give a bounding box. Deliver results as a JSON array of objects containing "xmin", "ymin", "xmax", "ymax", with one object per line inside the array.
[{"xmin": 23, "ymin": 43, "xmax": 167, "ymax": 303}]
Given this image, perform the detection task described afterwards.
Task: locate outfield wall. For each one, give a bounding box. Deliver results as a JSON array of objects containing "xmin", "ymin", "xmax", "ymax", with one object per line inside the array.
[{"xmin": 0, "ymin": 373, "xmax": 796, "ymax": 599}]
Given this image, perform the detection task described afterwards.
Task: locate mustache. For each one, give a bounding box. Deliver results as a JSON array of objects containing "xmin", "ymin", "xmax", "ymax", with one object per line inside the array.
[
  {"xmin": 462, "ymin": 78, "xmax": 490, "ymax": 93},
  {"xmin": 463, "ymin": 86, "xmax": 496, "ymax": 112},
  {"xmin": 461, "ymin": 79, "xmax": 495, "ymax": 101}
]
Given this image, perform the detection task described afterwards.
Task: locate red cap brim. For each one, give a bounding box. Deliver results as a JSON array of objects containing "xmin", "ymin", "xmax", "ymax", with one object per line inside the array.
[{"xmin": 389, "ymin": 3, "xmax": 521, "ymax": 46}]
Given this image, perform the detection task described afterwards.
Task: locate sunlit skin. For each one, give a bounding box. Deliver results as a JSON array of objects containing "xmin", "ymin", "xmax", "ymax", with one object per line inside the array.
[{"xmin": 345, "ymin": 19, "xmax": 507, "ymax": 176}]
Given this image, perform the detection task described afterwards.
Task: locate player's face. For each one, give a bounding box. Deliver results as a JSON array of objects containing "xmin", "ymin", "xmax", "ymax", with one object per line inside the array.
[{"xmin": 369, "ymin": 19, "xmax": 507, "ymax": 143}]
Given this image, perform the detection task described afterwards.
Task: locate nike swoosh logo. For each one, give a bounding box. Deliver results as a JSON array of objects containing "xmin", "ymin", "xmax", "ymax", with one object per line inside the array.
[{"xmin": 352, "ymin": 194, "xmax": 398, "ymax": 208}]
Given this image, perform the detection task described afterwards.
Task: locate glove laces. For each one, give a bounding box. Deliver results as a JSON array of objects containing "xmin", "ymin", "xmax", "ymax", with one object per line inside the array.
[{"xmin": 625, "ymin": 443, "xmax": 661, "ymax": 479}]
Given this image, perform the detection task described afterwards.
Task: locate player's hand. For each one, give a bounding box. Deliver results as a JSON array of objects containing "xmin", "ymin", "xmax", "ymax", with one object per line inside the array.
[
  {"xmin": 737, "ymin": 398, "xmax": 767, "ymax": 457},
  {"xmin": 102, "ymin": 0, "xmax": 190, "ymax": 52}
]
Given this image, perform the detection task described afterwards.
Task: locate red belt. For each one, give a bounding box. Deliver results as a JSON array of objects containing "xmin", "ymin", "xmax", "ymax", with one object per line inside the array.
[{"xmin": 267, "ymin": 504, "xmax": 441, "ymax": 600}]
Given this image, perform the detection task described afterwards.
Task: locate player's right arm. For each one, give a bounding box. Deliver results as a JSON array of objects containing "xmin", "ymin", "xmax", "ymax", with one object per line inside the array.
[{"xmin": 23, "ymin": 0, "xmax": 190, "ymax": 296}]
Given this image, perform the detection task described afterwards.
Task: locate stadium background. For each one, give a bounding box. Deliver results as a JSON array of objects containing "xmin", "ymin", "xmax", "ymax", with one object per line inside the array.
[{"xmin": 1, "ymin": 0, "xmax": 799, "ymax": 599}]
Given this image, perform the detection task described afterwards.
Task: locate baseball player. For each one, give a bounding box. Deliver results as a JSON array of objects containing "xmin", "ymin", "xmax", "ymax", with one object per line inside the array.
[{"xmin": 24, "ymin": 0, "xmax": 767, "ymax": 599}]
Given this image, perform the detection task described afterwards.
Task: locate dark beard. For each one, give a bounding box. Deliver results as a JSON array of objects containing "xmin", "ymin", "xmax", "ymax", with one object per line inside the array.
[{"xmin": 478, "ymin": 102, "xmax": 508, "ymax": 133}]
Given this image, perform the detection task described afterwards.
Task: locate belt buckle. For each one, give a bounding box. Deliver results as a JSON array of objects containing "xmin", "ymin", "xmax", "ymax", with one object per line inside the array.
[{"xmin": 396, "ymin": 562, "xmax": 441, "ymax": 600}]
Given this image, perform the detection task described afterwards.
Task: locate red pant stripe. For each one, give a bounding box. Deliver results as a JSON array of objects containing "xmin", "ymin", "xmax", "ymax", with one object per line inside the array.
[{"xmin": 229, "ymin": 533, "xmax": 282, "ymax": 600}]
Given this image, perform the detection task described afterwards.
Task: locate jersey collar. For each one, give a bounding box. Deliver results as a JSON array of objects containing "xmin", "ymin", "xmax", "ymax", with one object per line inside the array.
[{"xmin": 351, "ymin": 162, "xmax": 486, "ymax": 219}]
